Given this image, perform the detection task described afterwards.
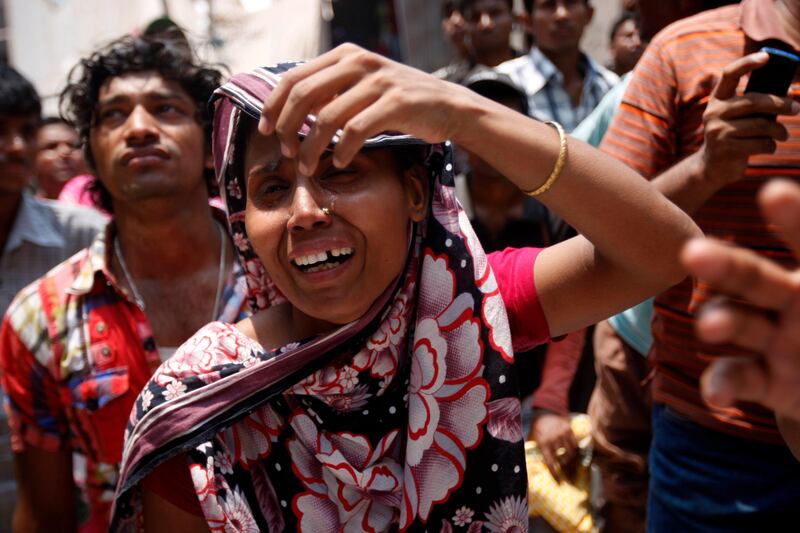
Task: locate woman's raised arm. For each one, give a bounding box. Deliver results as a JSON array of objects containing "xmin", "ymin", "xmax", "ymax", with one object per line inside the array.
[{"xmin": 260, "ymin": 44, "xmax": 702, "ymax": 337}]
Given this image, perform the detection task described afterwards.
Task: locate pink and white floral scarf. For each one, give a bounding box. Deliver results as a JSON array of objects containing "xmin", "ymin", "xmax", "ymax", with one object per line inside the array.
[{"xmin": 111, "ymin": 64, "xmax": 529, "ymax": 533}]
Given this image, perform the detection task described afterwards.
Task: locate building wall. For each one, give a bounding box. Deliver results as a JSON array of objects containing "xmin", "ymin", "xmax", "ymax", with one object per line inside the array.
[{"xmin": 6, "ymin": 0, "xmax": 327, "ymax": 114}]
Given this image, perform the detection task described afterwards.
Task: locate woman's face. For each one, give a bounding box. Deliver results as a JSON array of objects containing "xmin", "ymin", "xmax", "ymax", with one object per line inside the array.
[{"xmin": 243, "ymin": 128, "xmax": 427, "ymax": 328}]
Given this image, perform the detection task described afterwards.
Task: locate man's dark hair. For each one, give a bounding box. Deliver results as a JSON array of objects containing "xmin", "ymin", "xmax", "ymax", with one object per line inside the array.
[
  {"xmin": 443, "ymin": 0, "xmax": 459, "ymax": 18},
  {"xmin": 60, "ymin": 34, "xmax": 223, "ymax": 213},
  {"xmin": 40, "ymin": 115, "xmax": 71, "ymax": 128},
  {"xmin": 609, "ymin": 10, "xmax": 639, "ymax": 41},
  {"xmin": 0, "ymin": 65, "xmax": 41, "ymax": 118},
  {"xmin": 523, "ymin": 0, "xmax": 590, "ymax": 14},
  {"xmin": 459, "ymin": 0, "xmax": 515, "ymax": 16}
]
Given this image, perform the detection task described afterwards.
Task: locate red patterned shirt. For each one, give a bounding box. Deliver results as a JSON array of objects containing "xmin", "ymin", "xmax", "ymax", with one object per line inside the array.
[{"xmin": 0, "ymin": 223, "xmax": 249, "ymax": 532}]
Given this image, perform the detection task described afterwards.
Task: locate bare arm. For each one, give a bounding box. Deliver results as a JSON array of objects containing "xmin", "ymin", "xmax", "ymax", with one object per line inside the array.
[
  {"xmin": 259, "ymin": 43, "xmax": 701, "ymax": 337},
  {"xmin": 13, "ymin": 447, "xmax": 76, "ymax": 532}
]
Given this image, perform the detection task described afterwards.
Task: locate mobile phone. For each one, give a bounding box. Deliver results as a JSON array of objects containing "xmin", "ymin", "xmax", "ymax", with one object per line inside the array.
[{"xmin": 744, "ymin": 46, "xmax": 800, "ymax": 98}]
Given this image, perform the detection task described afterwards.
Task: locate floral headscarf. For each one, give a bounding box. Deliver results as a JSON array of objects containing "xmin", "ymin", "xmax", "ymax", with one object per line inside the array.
[{"xmin": 111, "ymin": 64, "xmax": 530, "ymax": 532}]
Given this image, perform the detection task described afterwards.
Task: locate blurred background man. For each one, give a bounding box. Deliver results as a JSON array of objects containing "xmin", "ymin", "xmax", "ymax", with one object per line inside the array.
[
  {"xmin": 607, "ymin": 9, "xmax": 641, "ymax": 75},
  {"xmin": 34, "ymin": 117, "xmax": 87, "ymax": 200},
  {"xmin": 497, "ymin": 0, "xmax": 619, "ymax": 131}
]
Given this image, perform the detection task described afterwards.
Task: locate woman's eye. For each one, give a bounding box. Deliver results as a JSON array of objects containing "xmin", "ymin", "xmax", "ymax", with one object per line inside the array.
[
  {"xmin": 319, "ymin": 168, "xmax": 357, "ymax": 183},
  {"xmin": 258, "ymin": 181, "xmax": 289, "ymax": 199}
]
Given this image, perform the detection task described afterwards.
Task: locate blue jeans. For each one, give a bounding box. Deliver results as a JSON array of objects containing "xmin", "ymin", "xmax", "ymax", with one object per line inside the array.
[{"xmin": 647, "ymin": 403, "xmax": 800, "ymax": 532}]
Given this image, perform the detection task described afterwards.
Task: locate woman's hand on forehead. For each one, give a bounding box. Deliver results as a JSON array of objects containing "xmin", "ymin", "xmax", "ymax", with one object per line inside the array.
[{"xmin": 259, "ymin": 43, "xmax": 476, "ymax": 176}]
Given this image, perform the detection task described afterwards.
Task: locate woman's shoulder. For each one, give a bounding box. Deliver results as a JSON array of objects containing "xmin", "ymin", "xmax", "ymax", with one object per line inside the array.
[{"xmin": 150, "ymin": 321, "xmax": 263, "ymax": 387}]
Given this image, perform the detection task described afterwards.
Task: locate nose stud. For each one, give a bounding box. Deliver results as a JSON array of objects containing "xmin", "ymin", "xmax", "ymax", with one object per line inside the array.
[{"xmin": 322, "ymin": 207, "xmax": 332, "ymax": 216}]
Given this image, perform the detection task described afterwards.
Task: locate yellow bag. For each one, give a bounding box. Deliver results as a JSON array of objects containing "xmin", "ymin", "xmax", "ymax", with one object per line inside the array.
[{"xmin": 525, "ymin": 414, "xmax": 594, "ymax": 533}]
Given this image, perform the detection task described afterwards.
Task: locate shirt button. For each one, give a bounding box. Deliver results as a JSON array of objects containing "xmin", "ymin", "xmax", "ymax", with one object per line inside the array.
[
  {"xmin": 101, "ymin": 346, "xmax": 111, "ymax": 357},
  {"xmin": 96, "ymin": 323, "xmax": 106, "ymax": 334}
]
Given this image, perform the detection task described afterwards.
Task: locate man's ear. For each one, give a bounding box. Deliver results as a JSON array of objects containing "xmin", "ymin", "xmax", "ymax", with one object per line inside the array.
[
  {"xmin": 404, "ymin": 164, "xmax": 430, "ymax": 222},
  {"xmin": 586, "ymin": 4, "xmax": 595, "ymax": 25},
  {"xmin": 205, "ymin": 150, "xmax": 214, "ymax": 170}
]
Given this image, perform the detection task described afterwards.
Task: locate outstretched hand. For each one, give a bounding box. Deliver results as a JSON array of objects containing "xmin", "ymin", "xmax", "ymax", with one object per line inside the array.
[
  {"xmin": 681, "ymin": 180, "xmax": 800, "ymax": 420},
  {"xmin": 258, "ymin": 43, "xmax": 474, "ymax": 176}
]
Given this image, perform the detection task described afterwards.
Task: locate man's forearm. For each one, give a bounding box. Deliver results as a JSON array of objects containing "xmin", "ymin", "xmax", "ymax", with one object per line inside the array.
[{"xmin": 651, "ymin": 149, "xmax": 732, "ymax": 216}]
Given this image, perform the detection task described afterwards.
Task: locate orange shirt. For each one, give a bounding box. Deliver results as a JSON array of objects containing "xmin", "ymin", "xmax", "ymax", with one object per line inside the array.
[{"xmin": 601, "ymin": 0, "xmax": 800, "ymax": 443}]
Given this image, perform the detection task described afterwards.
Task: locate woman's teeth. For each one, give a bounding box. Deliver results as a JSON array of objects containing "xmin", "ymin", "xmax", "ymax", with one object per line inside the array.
[{"xmin": 293, "ymin": 247, "xmax": 354, "ymax": 271}]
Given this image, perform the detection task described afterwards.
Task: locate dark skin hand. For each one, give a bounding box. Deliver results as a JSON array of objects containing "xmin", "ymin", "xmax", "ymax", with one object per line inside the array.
[
  {"xmin": 681, "ymin": 180, "xmax": 800, "ymax": 458},
  {"xmin": 529, "ymin": 410, "xmax": 579, "ymax": 482}
]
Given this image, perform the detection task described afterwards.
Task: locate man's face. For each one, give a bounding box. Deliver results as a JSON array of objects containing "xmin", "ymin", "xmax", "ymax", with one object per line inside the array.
[
  {"xmin": 88, "ymin": 71, "xmax": 208, "ymax": 208},
  {"xmin": 530, "ymin": 0, "xmax": 593, "ymax": 54},
  {"xmin": 442, "ymin": 5, "xmax": 468, "ymax": 54},
  {"xmin": 0, "ymin": 113, "xmax": 38, "ymax": 196},
  {"xmin": 36, "ymin": 122, "xmax": 86, "ymax": 198},
  {"xmin": 465, "ymin": 0, "xmax": 514, "ymax": 56},
  {"xmin": 610, "ymin": 18, "xmax": 643, "ymax": 73}
]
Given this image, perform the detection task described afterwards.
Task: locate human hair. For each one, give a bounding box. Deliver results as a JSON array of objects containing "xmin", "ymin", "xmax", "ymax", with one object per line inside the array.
[
  {"xmin": 524, "ymin": 0, "xmax": 590, "ymax": 13},
  {"xmin": 609, "ymin": 10, "xmax": 639, "ymax": 41},
  {"xmin": 458, "ymin": 0, "xmax": 515, "ymax": 15},
  {"xmin": 40, "ymin": 115, "xmax": 71, "ymax": 128},
  {"xmin": 443, "ymin": 0, "xmax": 459, "ymax": 18},
  {"xmin": 59, "ymin": 34, "xmax": 223, "ymax": 213},
  {"xmin": 0, "ymin": 65, "xmax": 41, "ymax": 118}
]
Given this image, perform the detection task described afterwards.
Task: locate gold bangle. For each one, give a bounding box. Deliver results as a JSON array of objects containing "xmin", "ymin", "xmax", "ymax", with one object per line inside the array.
[{"xmin": 523, "ymin": 120, "xmax": 567, "ymax": 196}]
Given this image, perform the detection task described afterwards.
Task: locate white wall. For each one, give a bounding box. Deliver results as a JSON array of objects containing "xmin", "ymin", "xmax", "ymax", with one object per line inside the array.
[{"xmin": 7, "ymin": 0, "xmax": 327, "ymax": 114}]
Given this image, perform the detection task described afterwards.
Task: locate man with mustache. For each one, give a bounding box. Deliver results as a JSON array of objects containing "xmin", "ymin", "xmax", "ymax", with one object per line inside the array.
[{"xmin": 0, "ymin": 36, "xmax": 248, "ymax": 531}]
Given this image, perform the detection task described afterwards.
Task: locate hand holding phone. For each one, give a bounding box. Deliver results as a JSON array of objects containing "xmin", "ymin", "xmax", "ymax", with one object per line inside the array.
[{"xmin": 744, "ymin": 47, "xmax": 799, "ymax": 118}]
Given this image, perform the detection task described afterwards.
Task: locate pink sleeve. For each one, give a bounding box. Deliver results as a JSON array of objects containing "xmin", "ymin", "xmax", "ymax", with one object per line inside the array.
[{"xmin": 487, "ymin": 247, "xmax": 551, "ymax": 352}]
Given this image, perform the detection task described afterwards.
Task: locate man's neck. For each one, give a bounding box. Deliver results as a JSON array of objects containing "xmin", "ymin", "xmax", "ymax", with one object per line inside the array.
[
  {"xmin": 539, "ymin": 46, "xmax": 583, "ymax": 83},
  {"xmin": 0, "ymin": 192, "xmax": 23, "ymax": 255},
  {"xmin": 476, "ymin": 47, "xmax": 515, "ymax": 68},
  {"xmin": 112, "ymin": 191, "xmax": 221, "ymax": 280},
  {"xmin": 776, "ymin": 0, "xmax": 800, "ymax": 49}
]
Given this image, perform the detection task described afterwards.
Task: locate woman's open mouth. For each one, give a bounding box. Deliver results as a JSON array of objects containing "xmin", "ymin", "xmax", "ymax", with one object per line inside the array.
[{"xmin": 291, "ymin": 247, "xmax": 355, "ymax": 273}]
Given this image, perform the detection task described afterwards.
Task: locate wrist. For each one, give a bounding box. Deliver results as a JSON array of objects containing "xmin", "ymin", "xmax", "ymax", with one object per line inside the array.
[
  {"xmin": 443, "ymin": 84, "xmax": 495, "ymax": 148},
  {"xmin": 697, "ymin": 145, "xmax": 741, "ymax": 189}
]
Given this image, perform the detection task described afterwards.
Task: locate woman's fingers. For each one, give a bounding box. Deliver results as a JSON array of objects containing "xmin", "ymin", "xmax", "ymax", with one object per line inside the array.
[
  {"xmin": 331, "ymin": 95, "xmax": 403, "ymax": 168},
  {"xmin": 260, "ymin": 44, "xmax": 356, "ymax": 136},
  {"xmin": 272, "ymin": 63, "xmax": 367, "ymax": 160},
  {"xmin": 681, "ymin": 238, "xmax": 797, "ymax": 311},
  {"xmin": 296, "ymin": 80, "xmax": 384, "ymax": 175}
]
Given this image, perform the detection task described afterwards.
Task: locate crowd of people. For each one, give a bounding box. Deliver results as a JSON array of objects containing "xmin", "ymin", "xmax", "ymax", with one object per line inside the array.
[{"xmin": 0, "ymin": 0, "xmax": 798, "ymax": 532}]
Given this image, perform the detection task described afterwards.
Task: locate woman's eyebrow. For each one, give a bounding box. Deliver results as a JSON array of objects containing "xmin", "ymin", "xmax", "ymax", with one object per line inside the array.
[{"xmin": 250, "ymin": 158, "xmax": 282, "ymax": 175}]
